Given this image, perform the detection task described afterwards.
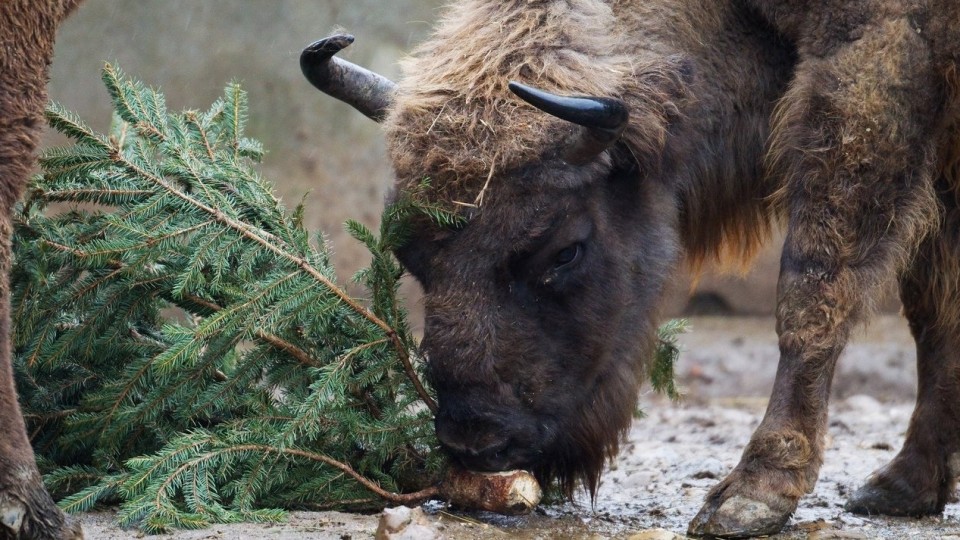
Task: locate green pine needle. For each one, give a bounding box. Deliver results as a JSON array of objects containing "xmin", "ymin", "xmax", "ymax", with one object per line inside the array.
[{"xmin": 652, "ymin": 318, "xmax": 688, "ymax": 401}]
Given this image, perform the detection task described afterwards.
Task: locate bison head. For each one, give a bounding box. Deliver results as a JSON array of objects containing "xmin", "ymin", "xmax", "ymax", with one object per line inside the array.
[{"xmin": 302, "ymin": 35, "xmax": 684, "ymax": 495}]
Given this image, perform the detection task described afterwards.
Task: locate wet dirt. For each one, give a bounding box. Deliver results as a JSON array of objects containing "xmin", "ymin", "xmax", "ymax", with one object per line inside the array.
[{"xmin": 79, "ymin": 316, "xmax": 960, "ymax": 539}]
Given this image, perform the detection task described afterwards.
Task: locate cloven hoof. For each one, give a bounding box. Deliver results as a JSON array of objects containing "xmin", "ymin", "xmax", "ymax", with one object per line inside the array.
[
  {"xmin": 688, "ymin": 495, "xmax": 791, "ymax": 539},
  {"xmin": 845, "ymin": 479, "xmax": 943, "ymax": 517},
  {"xmin": 0, "ymin": 494, "xmax": 84, "ymax": 540}
]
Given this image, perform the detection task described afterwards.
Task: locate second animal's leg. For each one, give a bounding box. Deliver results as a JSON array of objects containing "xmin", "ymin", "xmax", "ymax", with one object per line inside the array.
[
  {"xmin": 0, "ymin": 216, "xmax": 78, "ymax": 540},
  {"xmin": 0, "ymin": 1, "xmax": 84, "ymax": 538},
  {"xmin": 689, "ymin": 19, "xmax": 942, "ymax": 538},
  {"xmin": 845, "ymin": 188, "xmax": 960, "ymax": 516}
]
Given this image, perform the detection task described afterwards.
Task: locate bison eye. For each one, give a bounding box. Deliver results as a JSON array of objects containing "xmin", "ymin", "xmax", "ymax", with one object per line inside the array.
[{"xmin": 554, "ymin": 243, "xmax": 583, "ymax": 269}]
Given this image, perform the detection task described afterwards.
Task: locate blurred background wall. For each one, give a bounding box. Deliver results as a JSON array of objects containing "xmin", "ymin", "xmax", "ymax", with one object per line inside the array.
[{"xmin": 47, "ymin": 0, "xmax": 894, "ymax": 320}]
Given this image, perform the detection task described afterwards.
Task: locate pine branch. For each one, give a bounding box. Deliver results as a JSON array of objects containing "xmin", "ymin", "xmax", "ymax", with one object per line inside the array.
[
  {"xmin": 13, "ymin": 64, "xmax": 678, "ymax": 532},
  {"xmin": 156, "ymin": 442, "xmax": 440, "ymax": 507},
  {"xmin": 103, "ymin": 122, "xmax": 434, "ymax": 409},
  {"xmin": 652, "ymin": 318, "xmax": 688, "ymax": 401}
]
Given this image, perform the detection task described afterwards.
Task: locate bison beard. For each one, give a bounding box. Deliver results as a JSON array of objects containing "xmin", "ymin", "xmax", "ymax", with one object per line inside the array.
[
  {"xmin": 0, "ymin": 1, "xmax": 84, "ymax": 539},
  {"xmin": 304, "ymin": 0, "xmax": 960, "ymax": 538}
]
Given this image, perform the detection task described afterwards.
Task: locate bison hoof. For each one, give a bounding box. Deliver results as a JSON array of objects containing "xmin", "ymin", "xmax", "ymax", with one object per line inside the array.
[
  {"xmin": 688, "ymin": 495, "xmax": 791, "ymax": 539},
  {"xmin": 0, "ymin": 491, "xmax": 84, "ymax": 540},
  {"xmin": 845, "ymin": 476, "xmax": 943, "ymax": 517}
]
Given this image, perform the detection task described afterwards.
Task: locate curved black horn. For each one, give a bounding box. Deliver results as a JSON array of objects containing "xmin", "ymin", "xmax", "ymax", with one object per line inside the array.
[
  {"xmin": 508, "ymin": 81, "xmax": 629, "ymax": 165},
  {"xmin": 301, "ymin": 34, "xmax": 397, "ymax": 123}
]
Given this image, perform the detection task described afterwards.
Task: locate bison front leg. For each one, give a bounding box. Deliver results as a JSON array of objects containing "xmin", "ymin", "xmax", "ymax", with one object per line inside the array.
[
  {"xmin": 689, "ymin": 19, "xmax": 943, "ymax": 538},
  {"xmin": 687, "ymin": 251, "xmax": 854, "ymax": 537}
]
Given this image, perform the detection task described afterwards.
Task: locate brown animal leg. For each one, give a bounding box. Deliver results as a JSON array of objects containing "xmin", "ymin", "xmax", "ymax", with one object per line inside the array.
[
  {"xmin": 1, "ymin": 277, "xmax": 81, "ymax": 540},
  {"xmin": 845, "ymin": 199, "xmax": 960, "ymax": 516},
  {"xmin": 0, "ymin": 1, "xmax": 84, "ymax": 538},
  {"xmin": 689, "ymin": 18, "xmax": 943, "ymax": 538}
]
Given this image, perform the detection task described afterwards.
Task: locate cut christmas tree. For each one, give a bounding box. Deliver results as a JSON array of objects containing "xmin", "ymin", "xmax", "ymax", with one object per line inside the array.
[{"xmin": 12, "ymin": 65, "xmax": 685, "ymax": 533}]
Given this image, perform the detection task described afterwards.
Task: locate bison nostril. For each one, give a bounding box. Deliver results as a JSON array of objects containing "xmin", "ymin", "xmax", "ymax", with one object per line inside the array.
[
  {"xmin": 466, "ymin": 435, "xmax": 510, "ymax": 458},
  {"xmin": 435, "ymin": 414, "xmax": 520, "ymax": 470},
  {"xmin": 446, "ymin": 435, "xmax": 516, "ymax": 472},
  {"xmin": 436, "ymin": 426, "xmax": 509, "ymax": 457}
]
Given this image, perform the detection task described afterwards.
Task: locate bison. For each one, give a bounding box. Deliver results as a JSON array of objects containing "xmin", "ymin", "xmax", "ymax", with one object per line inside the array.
[
  {"xmin": 302, "ymin": 0, "xmax": 960, "ymax": 537},
  {"xmin": 0, "ymin": 1, "xmax": 84, "ymax": 539}
]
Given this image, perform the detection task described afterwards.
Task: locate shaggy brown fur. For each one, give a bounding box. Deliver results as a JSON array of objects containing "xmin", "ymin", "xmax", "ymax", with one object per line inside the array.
[
  {"xmin": 379, "ymin": 0, "xmax": 792, "ymax": 504},
  {"xmin": 312, "ymin": 0, "xmax": 960, "ymax": 537},
  {"xmin": 0, "ymin": 1, "xmax": 83, "ymax": 538},
  {"xmin": 385, "ymin": 1, "xmax": 794, "ymax": 273}
]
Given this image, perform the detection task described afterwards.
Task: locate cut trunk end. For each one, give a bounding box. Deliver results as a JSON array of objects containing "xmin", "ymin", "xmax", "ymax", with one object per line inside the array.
[{"xmin": 439, "ymin": 469, "xmax": 542, "ymax": 515}]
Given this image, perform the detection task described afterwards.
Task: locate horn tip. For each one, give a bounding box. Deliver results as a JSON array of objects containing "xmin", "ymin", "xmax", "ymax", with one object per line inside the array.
[
  {"xmin": 507, "ymin": 80, "xmax": 530, "ymax": 97},
  {"xmin": 507, "ymin": 80, "xmax": 548, "ymax": 108},
  {"xmin": 302, "ymin": 34, "xmax": 356, "ymax": 61}
]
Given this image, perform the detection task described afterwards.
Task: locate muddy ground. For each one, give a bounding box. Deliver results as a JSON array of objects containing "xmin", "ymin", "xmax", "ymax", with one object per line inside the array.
[{"xmin": 79, "ymin": 315, "xmax": 960, "ymax": 539}]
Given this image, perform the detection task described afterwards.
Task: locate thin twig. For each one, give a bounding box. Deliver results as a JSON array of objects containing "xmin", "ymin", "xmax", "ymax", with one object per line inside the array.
[
  {"xmin": 268, "ymin": 445, "xmax": 441, "ymax": 505},
  {"xmin": 473, "ymin": 153, "xmax": 498, "ymax": 207},
  {"xmin": 158, "ymin": 443, "xmax": 440, "ymax": 507},
  {"xmin": 185, "ymin": 112, "xmax": 216, "ymax": 160},
  {"xmin": 388, "ymin": 331, "xmax": 436, "ymax": 412},
  {"xmin": 253, "ymin": 332, "xmax": 322, "ymax": 368}
]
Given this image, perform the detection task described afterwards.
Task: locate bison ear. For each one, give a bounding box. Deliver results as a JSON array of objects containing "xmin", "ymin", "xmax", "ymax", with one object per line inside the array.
[
  {"xmin": 508, "ymin": 82, "xmax": 629, "ymax": 166},
  {"xmin": 300, "ymin": 34, "xmax": 397, "ymax": 123}
]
